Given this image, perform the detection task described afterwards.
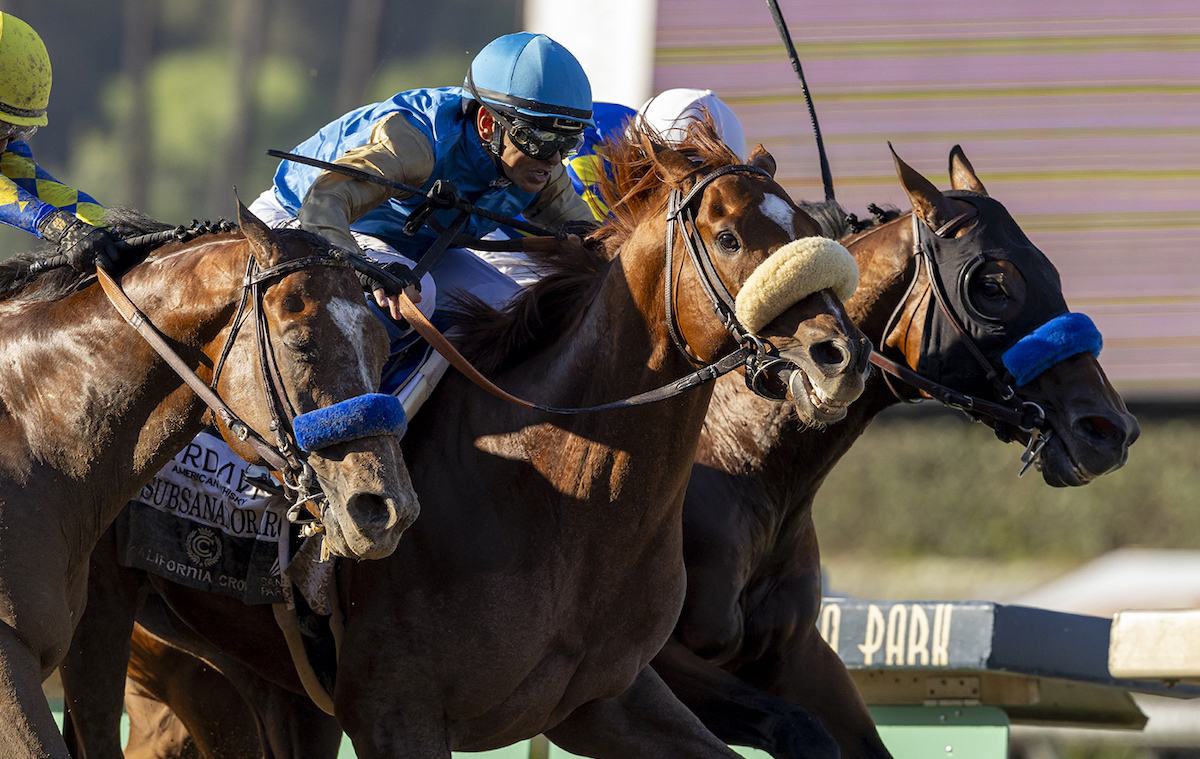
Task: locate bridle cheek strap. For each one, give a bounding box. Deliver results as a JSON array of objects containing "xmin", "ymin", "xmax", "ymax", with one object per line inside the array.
[{"xmin": 1001, "ymin": 311, "xmax": 1103, "ymax": 387}]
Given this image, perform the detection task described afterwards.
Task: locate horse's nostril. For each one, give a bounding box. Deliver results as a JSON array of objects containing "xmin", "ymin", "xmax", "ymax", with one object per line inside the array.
[
  {"xmin": 810, "ymin": 340, "xmax": 849, "ymax": 371},
  {"xmin": 1075, "ymin": 414, "xmax": 1123, "ymax": 444}
]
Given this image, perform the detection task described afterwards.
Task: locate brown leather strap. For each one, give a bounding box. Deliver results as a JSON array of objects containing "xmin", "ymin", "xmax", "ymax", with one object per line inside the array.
[
  {"xmin": 391, "ymin": 291, "xmax": 751, "ymax": 414},
  {"xmin": 392, "ymin": 292, "xmax": 540, "ymax": 410},
  {"xmin": 97, "ymin": 265, "xmax": 295, "ymax": 472}
]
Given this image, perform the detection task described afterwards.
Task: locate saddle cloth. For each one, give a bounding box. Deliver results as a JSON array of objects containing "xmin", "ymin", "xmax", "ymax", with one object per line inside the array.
[{"xmin": 116, "ymin": 429, "xmax": 289, "ymax": 605}]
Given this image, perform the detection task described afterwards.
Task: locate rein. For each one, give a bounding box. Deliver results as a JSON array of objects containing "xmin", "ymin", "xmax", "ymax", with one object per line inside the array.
[
  {"xmin": 96, "ymin": 239, "xmax": 359, "ymax": 512},
  {"xmin": 264, "ymin": 153, "xmax": 797, "ymax": 414},
  {"xmin": 336, "ymin": 163, "xmax": 795, "ymax": 413}
]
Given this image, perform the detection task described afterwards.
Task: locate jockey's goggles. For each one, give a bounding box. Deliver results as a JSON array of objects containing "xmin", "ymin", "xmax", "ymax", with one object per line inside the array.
[
  {"xmin": 465, "ymin": 69, "xmax": 586, "ymax": 161},
  {"xmin": 0, "ymin": 122, "xmax": 37, "ymax": 143},
  {"xmin": 501, "ymin": 119, "xmax": 584, "ymax": 161}
]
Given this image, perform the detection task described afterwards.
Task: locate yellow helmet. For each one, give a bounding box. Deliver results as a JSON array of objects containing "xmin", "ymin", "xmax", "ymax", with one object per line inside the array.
[{"xmin": 0, "ymin": 13, "xmax": 51, "ymax": 127}]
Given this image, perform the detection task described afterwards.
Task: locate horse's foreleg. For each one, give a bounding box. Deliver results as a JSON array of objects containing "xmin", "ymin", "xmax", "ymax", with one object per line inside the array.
[
  {"xmin": 544, "ymin": 665, "xmax": 746, "ymax": 759},
  {"xmin": 735, "ymin": 631, "xmax": 892, "ymax": 759},
  {"xmin": 651, "ymin": 638, "xmax": 840, "ymax": 759},
  {"xmin": 0, "ymin": 620, "xmax": 72, "ymax": 758},
  {"xmin": 59, "ymin": 523, "xmax": 146, "ymax": 759},
  {"xmin": 121, "ymin": 684, "xmax": 200, "ymax": 759}
]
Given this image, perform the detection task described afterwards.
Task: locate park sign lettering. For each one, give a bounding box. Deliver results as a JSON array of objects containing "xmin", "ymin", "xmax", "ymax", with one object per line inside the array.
[{"xmin": 819, "ymin": 600, "xmax": 997, "ymax": 670}]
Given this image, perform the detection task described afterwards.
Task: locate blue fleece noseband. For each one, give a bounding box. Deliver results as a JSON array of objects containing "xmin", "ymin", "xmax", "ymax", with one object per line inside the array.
[
  {"xmin": 1001, "ymin": 312, "xmax": 1102, "ymax": 387},
  {"xmin": 293, "ymin": 393, "xmax": 407, "ymax": 452}
]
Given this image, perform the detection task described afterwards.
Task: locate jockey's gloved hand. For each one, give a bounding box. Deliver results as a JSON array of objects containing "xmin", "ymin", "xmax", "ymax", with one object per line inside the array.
[
  {"xmin": 356, "ymin": 259, "xmax": 420, "ymax": 297},
  {"xmin": 38, "ymin": 210, "xmax": 121, "ymax": 272},
  {"xmin": 557, "ymin": 219, "xmax": 601, "ymax": 241}
]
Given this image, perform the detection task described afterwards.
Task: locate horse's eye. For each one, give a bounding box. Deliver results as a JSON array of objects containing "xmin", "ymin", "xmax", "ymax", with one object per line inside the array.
[
  {"xmin": 979, "ymin": 280, "xmax": 1006, "ymax": 299},
  {"xmin": 716, "ymin": 232, "xmax": 740, "ymax": 251},
  {"xmin": 967, "ymin": 260, "xmax": 1026, "ymax": 320}
]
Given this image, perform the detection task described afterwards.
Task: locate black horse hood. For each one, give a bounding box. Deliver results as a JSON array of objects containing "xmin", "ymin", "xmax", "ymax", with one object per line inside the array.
[{"xmin": 916, "ymin": 190, "xmax": 1069, "ymax": 399}]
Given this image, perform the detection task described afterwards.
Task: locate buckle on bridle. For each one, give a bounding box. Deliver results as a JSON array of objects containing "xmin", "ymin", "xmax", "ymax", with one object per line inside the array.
[{"xmin": 1017, "ymin": 401, "xmax": 1050, "ymax": 476}]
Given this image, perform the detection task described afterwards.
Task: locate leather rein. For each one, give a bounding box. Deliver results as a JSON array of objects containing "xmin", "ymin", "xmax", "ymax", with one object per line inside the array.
[
  {"xmin": 869, "ymin": 209, "xmax": 1052, "ymax": 472},
  {"xmin": 97, "ymin": 232, "xmax": 357, "ymax": 509},
  {"xmin": 352, "ymin": 162, "xmax": 795, "ymax": 413}
]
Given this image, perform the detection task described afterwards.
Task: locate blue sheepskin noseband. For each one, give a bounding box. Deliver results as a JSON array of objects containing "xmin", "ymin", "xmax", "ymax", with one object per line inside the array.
[
  {"xmin": 1001, "ymin": 312, "xmax": 1102, "ymax": 387},
  {"xmin": 293, "ymin": 393, "xmax": 407, "ymax": 452}
]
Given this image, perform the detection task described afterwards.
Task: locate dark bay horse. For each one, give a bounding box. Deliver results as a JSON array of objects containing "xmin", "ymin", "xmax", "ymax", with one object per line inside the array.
[
  {"xmin": 651, "ymin": 145, "xmax": 1139, "ymax": 758},
  {"xmin": 61, "ymin": 124, "xmax": 871, "ymax": 758},
  {"xmin": 0, "ymin": 201, "xmax": 413, "ymax": 759}
]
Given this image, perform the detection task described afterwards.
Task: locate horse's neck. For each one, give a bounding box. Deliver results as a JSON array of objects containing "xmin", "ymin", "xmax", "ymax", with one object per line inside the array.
[
  {"xmin": 0, "ymin": 246, "xmax": 244, "ymax": 537},
  {"xmin": 465, "ymin": 241, "xmax": 717, "ymax": 511}
]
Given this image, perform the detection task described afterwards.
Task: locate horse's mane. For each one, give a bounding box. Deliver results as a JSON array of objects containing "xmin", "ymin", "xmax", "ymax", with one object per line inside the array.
[
  {"xmin": 450, "ymin": 117, "xmax": 742, "ymax": 374},
  {"xmin": 593, "ymin": 115, "xmax": 741, "ymax": 251},
  {"xmin": 0, "ymin": 208, "xmax": 176, "ymax": 302},
  {"xmin": 796, "ymin": 199, "xmax": 906, "ymax": 242}
]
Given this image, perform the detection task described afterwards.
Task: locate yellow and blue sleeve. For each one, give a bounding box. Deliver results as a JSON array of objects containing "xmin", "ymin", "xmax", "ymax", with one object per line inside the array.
[{"xmin": 0, "ymin": 141, "xmax": 106, "ymax": 238}]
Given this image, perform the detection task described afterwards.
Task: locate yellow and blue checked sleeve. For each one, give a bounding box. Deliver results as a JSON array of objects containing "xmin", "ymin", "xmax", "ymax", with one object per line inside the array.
[{"xmin": 0, "ymin": 141, "xmax": 105, "ymax": 237}]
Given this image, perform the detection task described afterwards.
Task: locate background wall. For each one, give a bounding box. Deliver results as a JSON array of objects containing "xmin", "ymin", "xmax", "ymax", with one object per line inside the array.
[{"xmin": 540, "ymin": 0, "xmax": 1200, "ymax": 399}]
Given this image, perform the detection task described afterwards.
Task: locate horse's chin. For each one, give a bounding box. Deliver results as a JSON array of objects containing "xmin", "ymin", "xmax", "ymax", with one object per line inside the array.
[
  {"xmin": 1035, "ymin": 435, "xmax": 1098, "ymax": 488},
  {"xmin": 784, "ymin": 367, "xmax": 853, "ymax": 427}
]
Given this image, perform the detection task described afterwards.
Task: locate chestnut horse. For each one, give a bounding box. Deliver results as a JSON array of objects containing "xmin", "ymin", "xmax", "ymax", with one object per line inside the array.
[
  {"xmin": 60, "ymin": 124, "xmax": 870, "ymax": 758},
  {"xmin": 651, "ymin": 145, "xmax": 1139, "ymax": 758},
  {"xmin": 0, "ymin": 201, "xmax": 415, "ymax": 759}
]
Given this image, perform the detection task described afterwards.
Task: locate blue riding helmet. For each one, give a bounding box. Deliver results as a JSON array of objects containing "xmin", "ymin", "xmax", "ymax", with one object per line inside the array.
[{"xmin": 464, "ymin": 32, "xmax": 594, "ymax": 130}]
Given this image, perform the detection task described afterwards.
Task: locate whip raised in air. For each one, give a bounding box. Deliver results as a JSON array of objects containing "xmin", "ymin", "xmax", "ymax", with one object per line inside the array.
[{"xmin": 764, "ymin": 0, "xmax": 836, "ymax": 202}]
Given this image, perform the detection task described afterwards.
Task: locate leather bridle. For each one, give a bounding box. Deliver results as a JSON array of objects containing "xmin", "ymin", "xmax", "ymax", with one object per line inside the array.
[
  {"xmin": 663, "ymin": 163, "xmax": 796, "ymax": 398},
  {"xmin": 365, "ymin": 163, "xmax": 804, "ymax": 412},
  {"xmin": 870, "ymin": 208, "xmax": 1052, "ymax": 473},
  {"xmin": 98, "ymin": 239, "xmax": 362, "ymax": 515}
]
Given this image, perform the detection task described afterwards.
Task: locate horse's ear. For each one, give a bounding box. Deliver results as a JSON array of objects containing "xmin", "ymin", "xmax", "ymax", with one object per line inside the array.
[
  {"xmin": 889, "ymin": 142, "xmax": 960, "ymax": 229},
  {"xmin": 236, "ymin": 192, "xmax": 285, "ymax": 268},
  {"xmin": 748, "ymin": 144, "xmax": 776, "ymax": 177},
  {"xmin": 948, "ymin": 145, "xmax": 988, "ymax": 195},
  {"xmin": 651, "ymin": 140, "xmax": 697, "ymax": 183}
]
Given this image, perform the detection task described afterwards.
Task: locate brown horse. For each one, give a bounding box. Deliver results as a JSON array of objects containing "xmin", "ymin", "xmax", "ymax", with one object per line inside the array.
[
  {"xmin": 651, "ymin": 145, "xmax": 1139, "ymax": 758},
  {"xmin": 59, "ymin": 123, "xmax": 870, "ymax": 758},
  {"xmin": 0, "ymin": 200, "xmax": 414, "ymax": 759},
  {"xmin": 73, "ymin": 146, "xmax": 1140, "ymax": 759}
]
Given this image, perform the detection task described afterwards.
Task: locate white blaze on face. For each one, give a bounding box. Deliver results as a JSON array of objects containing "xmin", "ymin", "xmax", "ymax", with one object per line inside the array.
[
  {"xmin": 759, "ymin": 193, "xmax": 796, "ymax": 239},
  {"xmin": 328, "ymin": 296, "xmax": 376, "ymax": 388}
]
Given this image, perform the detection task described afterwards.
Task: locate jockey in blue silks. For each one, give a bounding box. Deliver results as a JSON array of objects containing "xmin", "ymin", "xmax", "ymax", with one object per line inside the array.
[
  {"xmin": 0, "ymin": 13, "xmax": 121, "ymax": 270},
  {"xmin": 246, "ymin": 32, "xmax": 597, "ymax": 511},
  {"xmin": 251, "ymin": 32, "xmax": 595, "ymax": 330}
]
